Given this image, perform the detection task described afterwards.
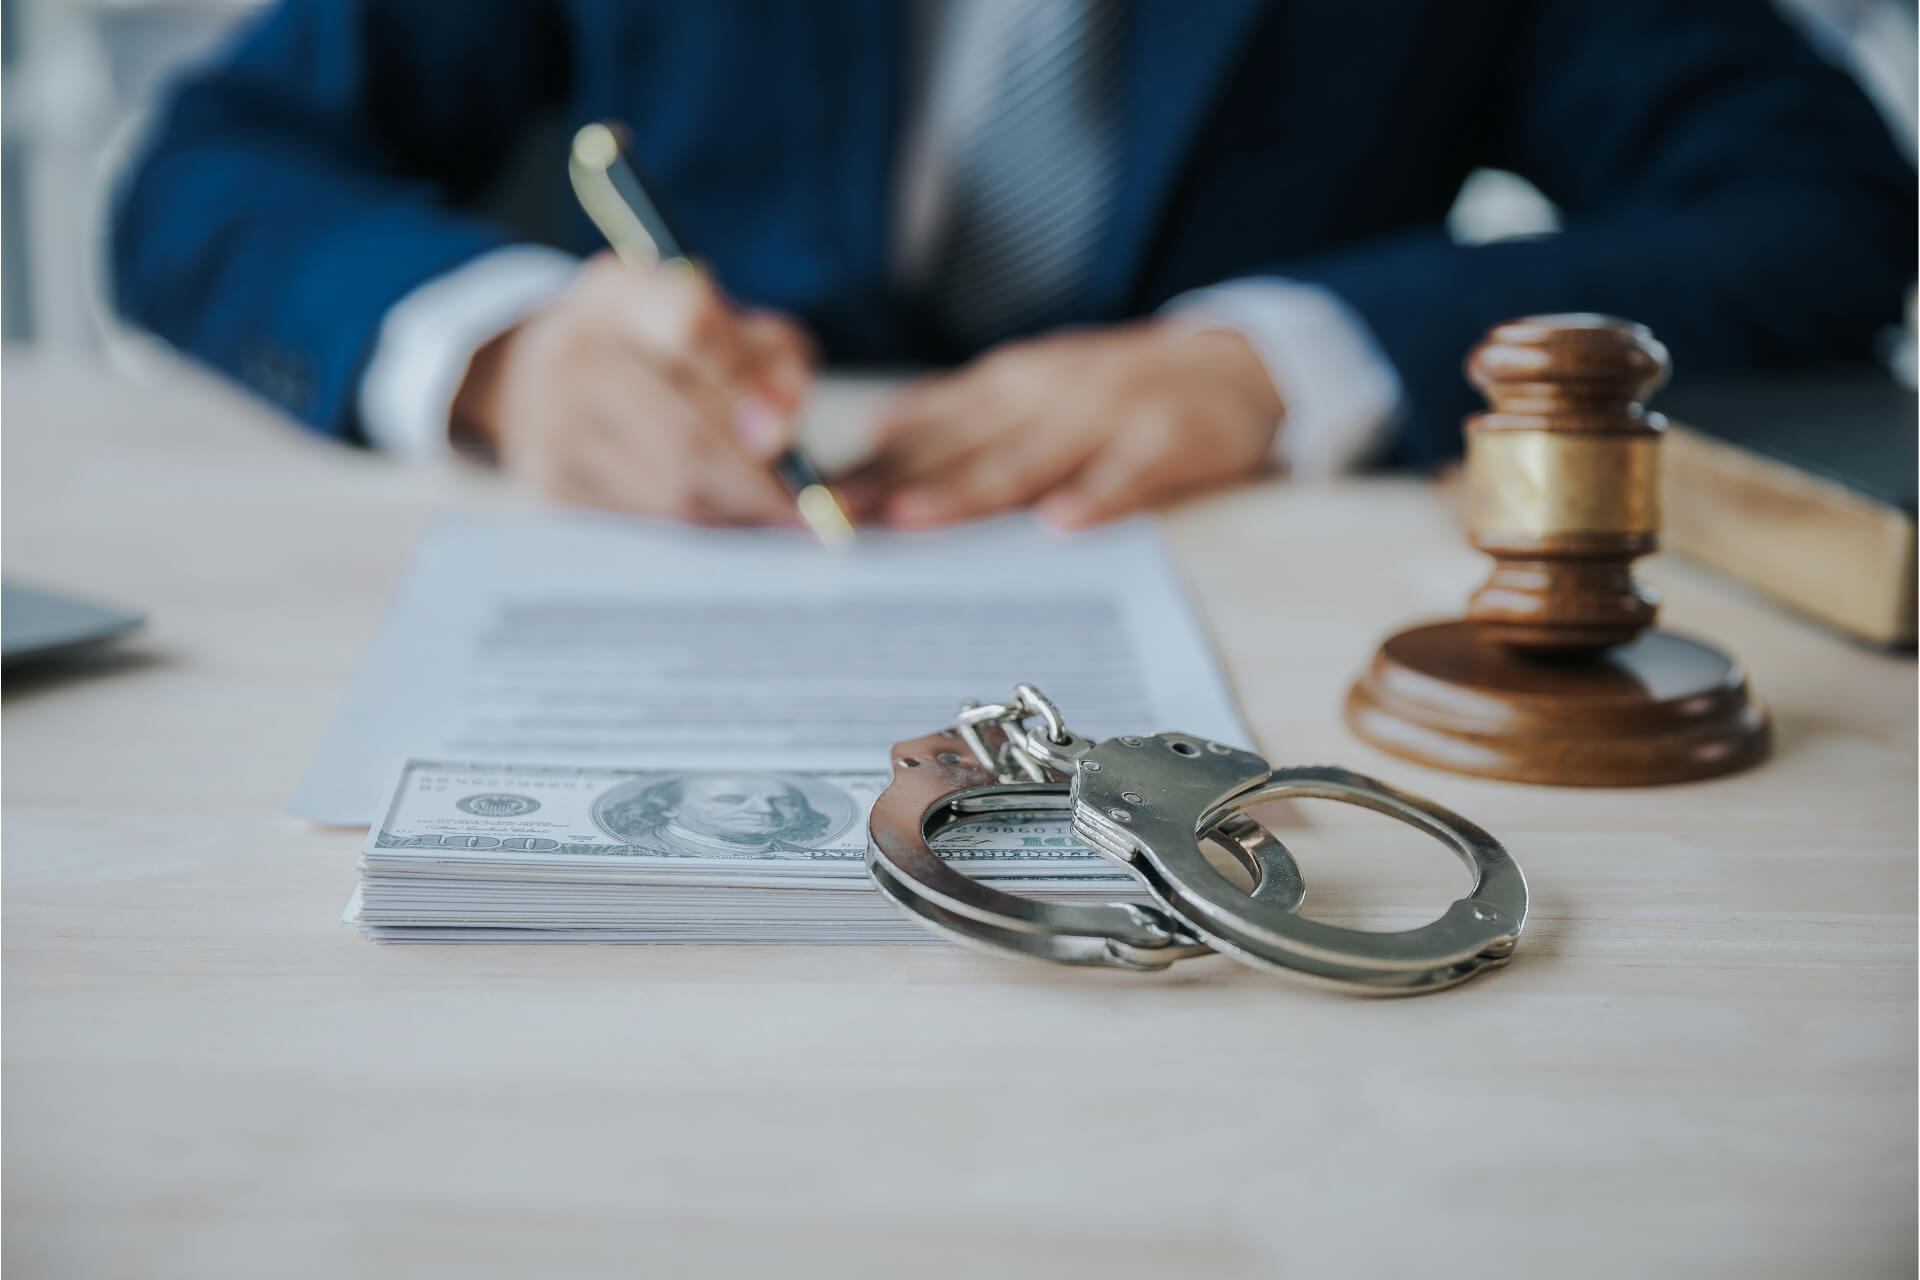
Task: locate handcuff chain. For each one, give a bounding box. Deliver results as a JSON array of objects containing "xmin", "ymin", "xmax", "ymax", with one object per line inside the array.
[{"xmin": 954, "ymin": 684, "xmax": 1075, "ymax": 783}]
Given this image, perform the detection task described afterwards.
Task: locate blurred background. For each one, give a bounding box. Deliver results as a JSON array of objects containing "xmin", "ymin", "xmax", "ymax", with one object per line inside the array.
[{"xmin": 3, "ymin": 0, "xmax": 1916, "ymax": 370}]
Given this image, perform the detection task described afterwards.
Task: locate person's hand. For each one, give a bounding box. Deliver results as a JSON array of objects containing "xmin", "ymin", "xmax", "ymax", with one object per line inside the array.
[
  {"xmin": 451, "ymin": 251, "xmax": 814, "ymax": 524},
  {"xmin": 836, "ymin": 323, "xmax": 1283, "ymax": 531}
]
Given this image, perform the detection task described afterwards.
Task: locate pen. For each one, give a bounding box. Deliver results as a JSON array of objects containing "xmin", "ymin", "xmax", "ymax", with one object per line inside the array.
[{"xmin": 568, "ymin": 121, "xmax": 856, "ymax": 549}]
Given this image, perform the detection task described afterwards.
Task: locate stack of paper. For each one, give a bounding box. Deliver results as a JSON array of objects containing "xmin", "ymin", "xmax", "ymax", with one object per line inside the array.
[
  {"xmin": 350, "ymin": 759, "xmax": 1145, "ymax": 942},
  {"xmin": 306, "ymin": 508, "xmax": 1250, "ymax": 943}
]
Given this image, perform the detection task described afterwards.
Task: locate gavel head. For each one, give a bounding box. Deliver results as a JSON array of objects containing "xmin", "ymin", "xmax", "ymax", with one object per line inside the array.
[{"xmin": 1463, "ymin": 314, "xmax": 1671, "ymax": 652}]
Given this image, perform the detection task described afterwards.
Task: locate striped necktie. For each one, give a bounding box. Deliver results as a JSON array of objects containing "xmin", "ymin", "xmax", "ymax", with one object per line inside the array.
[{"xmin": 929, "ymin": 0, "xmax": 1125, "ymax": 350}]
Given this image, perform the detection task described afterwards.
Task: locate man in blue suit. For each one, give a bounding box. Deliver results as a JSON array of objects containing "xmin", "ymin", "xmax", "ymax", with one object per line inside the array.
[{"xmin": 113, "ymin": 1, "xmax": 1914, "ymax": 529}]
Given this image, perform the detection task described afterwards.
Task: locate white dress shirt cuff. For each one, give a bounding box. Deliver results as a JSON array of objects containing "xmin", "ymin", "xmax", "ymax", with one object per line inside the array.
[
  {"xmin": 357, "ymin": 245, "xmax": 581, "ymax": 461},
  {"xmin": 1164, "ymin": 278, "xmax": 1404, "ymax": 481}
]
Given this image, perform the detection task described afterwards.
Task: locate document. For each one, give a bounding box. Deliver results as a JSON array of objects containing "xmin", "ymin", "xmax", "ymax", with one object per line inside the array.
[{"xmin": 294, "ymin": 509, "xmax": 1246, "ymax": 825}]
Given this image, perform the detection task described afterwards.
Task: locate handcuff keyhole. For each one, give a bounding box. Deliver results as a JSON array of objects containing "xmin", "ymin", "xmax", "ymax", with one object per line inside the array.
[
  {"xmin": 1170, "ymin": 740, "xmax": 1200, "ymax": 757},
  {"xmin": 898, "ymin": 757, "xmax": 921, "ymax": 768}
]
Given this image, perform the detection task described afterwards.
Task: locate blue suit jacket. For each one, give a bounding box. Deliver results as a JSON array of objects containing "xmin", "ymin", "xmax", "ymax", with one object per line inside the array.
[{"xmin": 112, "ymin": 0, "xmax": 1915, "ymax": 464}]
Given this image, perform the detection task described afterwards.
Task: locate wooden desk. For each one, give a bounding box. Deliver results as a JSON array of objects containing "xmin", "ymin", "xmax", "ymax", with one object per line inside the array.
[{"xmin": 5, "ymin": 350, "xmax": 1914, "ymax": 1278}]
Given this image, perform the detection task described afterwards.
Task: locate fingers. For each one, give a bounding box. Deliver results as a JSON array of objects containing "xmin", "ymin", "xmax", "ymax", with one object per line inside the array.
[
  {"xmin": 869, "ymin": 375, "xmax": 997, "ymax": 472},
  {"xmin": 739, "ymin": 311, "xmax": 815, "ymax": 417},
  {"xmin": 584, "ymin": 254, "xmax": 806, "ymax": 459},
  {"xmin": 581, "ymin": 361, "xmax": 796, "ymax": 525},
  {"xmin": 881, "ymin": 418, "xmax": 1102, "ymax": 528},
  {"xmin": 1036, "ymin": 408, "xmax": 1198, "ymax": 530},
  {"xmin": 487, "ymin": 257, "xmax": 819, "ymax": 527},
  {"xmin": 731, "ymin": 311, "xmax": 814, "ymax": 461},
  {"xmin": 833, "ymin": 372, "xmax": 1005, "ymax": 517},
  {"xmin": 867, "ymin": 372, "xmax": 972, "ymax": 451},
  {"xmin": 1035, "ymin": 454, "xmax": 1151, "ymax": 531},
  {"xmin": 607, "ymin": 257, "xmax": 750, "ymax": 384}
]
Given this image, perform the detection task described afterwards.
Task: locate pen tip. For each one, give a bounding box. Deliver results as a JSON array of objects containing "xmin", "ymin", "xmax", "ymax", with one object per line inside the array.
[{"xmin": 795, "ymin": 485, "xmax": 857, "ymax": 551}]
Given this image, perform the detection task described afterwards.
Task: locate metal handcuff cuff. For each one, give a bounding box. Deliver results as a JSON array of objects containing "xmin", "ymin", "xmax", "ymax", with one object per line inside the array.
[{"xmin": 866, "ymin": 685, "xmax": 1527, "ymax": 994}]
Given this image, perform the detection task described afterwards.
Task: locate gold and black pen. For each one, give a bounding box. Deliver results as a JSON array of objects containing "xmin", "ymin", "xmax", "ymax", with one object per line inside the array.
[{"xmin": 568, "ymin": 121, "xmax": 856, "ymax": 549}]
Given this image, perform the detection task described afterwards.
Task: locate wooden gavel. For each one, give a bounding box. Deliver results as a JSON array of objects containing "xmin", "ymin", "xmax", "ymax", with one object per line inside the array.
[
  {"xmin": 1344, "ymin": 312, "xmax": 1768, "ymax": 786},
  {"xmin": 1463, "ymin": 315, "xmax": 1669, "ymax": 652}
]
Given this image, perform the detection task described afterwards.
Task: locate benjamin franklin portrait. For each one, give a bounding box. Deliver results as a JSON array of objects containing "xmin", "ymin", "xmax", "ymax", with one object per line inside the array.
[{"xmin": 591, "ymin": 772, "xmax": 853, "ymax": 859}]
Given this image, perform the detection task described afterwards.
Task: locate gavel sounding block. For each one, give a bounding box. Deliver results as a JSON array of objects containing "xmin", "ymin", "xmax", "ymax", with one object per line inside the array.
[{"xmin": 1345, "ymin": 621, "xmax": 1769, "ymax": 786}]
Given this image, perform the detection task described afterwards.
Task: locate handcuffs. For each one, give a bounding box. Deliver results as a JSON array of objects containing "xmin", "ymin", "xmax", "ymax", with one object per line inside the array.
[{"xmin": 867, "ymin": 685, "xmax": 1527, "ymax": 994}]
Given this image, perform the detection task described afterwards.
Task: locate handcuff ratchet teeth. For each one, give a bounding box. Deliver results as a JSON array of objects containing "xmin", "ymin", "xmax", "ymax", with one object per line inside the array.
[{"xmin": 866, "ymin": 685, "xmax": 1528, "ymax": 994}]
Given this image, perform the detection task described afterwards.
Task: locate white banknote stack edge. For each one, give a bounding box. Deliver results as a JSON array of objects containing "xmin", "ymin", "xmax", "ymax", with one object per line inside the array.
[{"xmin": 348, "ymin": 760, "xmax": 1147, "ymax": 943}]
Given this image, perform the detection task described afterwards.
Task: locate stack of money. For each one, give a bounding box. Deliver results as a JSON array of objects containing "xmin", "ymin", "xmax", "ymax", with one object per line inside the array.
[{"xmin": 348, "ymin": 760, "xmax": 1144, "ymax": 942}]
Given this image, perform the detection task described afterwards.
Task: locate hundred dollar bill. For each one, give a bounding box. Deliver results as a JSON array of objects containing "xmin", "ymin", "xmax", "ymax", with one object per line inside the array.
[{"xmin": 367, "ymin": 759, "xmax": 1124, "ymax": 878}]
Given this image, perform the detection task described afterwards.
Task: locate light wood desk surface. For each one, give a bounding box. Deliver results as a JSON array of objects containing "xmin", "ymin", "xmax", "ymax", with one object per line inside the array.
[{"xmin": 5, "ymin": 350, "xmax": 1914, "ymax": 1278}]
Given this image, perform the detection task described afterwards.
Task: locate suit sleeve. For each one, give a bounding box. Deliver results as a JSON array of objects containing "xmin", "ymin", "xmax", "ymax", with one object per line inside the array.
[
  {"xmin": 1277, "ymin": 0, "xmax": 1917, "ymax": 466},
  {"xmin": 110, "ymin": 0, "xmax": 567, "ymax": 441}
]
